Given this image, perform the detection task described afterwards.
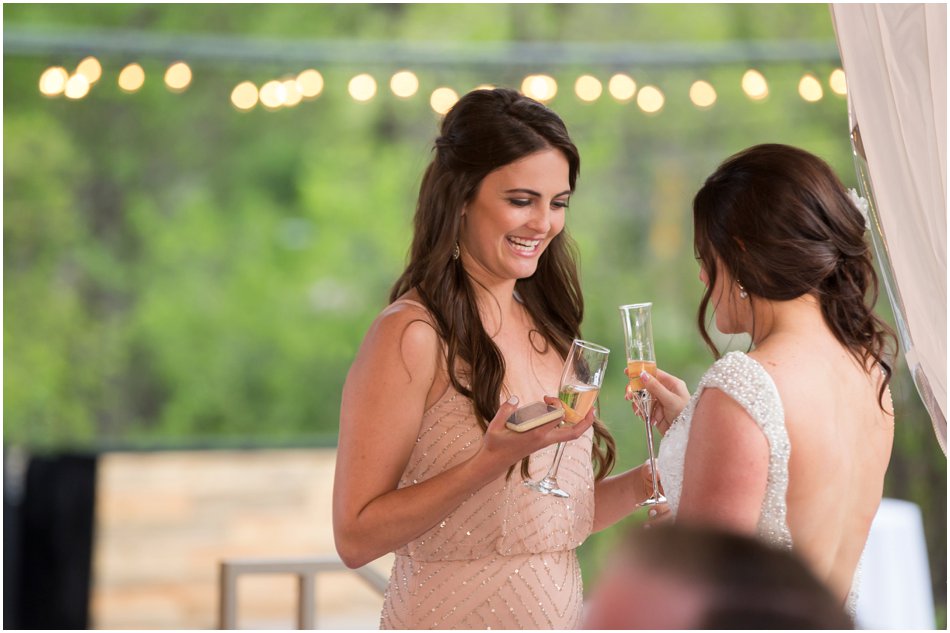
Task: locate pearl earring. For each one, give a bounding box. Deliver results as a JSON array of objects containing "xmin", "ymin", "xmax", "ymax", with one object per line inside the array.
[
  {"xmin": 452, "ymin": 242, "xmax": 460, "ymax": 260},
  {"xmin": 738, "ymin": 283, "xmax": 749, "ymax": 299}
]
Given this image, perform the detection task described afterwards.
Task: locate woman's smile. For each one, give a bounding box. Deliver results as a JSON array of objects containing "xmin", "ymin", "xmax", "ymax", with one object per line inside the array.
[{"xmin": 506, "ymin": 235, "xmax": 544, "ymax": 256}]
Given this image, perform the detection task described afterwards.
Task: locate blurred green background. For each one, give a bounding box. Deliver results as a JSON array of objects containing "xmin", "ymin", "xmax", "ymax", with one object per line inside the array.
[{"xmin": 4, "ymin": 3, "xmax": 945, "ymax": 624}]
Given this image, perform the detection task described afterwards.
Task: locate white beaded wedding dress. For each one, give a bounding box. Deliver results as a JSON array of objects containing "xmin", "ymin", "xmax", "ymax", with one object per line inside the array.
[{"xmin": 656, "ymin": 350, "xmax": 861, "ymax": 617}]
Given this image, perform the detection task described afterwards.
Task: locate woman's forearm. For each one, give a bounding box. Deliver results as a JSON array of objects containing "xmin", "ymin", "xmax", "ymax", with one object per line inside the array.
[
  {"xmin": 334, "ymin": 449, "xmax": 505, "ymax": 568},
  {"xmin": 335, "ymin": 408, "xmax": 596, "ymax": 568},
  {"xmin": 592, "ymin": 464, "xmax": 651, "ymax": 532}
]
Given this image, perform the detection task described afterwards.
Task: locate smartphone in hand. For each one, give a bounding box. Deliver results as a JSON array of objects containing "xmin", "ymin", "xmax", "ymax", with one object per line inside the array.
[{"xmin": 505, "ymin": 401, "xmax": 563, "ymax": 432}]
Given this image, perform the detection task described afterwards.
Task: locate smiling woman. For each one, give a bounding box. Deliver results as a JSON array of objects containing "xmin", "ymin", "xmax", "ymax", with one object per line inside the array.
[
  {"xmin": 332, "ymin": 88, "xmax": 656, "ymax": 629},
  {"xmin": 458, "ymin": 148, "xmax": 571, "ymax": 284}
]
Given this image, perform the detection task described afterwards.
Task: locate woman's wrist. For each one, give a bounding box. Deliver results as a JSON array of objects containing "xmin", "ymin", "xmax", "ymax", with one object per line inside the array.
[
  {"xmin": 632, "ymin": 462, "xmax": 654, "ymax": 504},
  {"xmin": 465, "ymin": 444, "xmax": 511, "ymax": 488},
  {"xmin": 600, "ymin": 465, "xmax": 652, "ymax": 505}
]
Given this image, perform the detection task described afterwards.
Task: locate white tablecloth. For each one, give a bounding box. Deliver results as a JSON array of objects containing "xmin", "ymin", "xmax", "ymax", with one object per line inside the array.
[{"xmin": 854, "ymin": 498, "xmax": 936, "ymax": 629}]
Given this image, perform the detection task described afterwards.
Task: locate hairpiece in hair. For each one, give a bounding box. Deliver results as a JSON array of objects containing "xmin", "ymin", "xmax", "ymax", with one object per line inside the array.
[{"xmin": 847, "ymin": 188, "xmax": 870, "ymax": 232}]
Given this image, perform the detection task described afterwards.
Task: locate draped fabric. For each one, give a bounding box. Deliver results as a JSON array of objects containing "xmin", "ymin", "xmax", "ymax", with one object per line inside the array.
[{"xmin": 830, "ymin": 3, "xmax": 947, "ymax": 453}]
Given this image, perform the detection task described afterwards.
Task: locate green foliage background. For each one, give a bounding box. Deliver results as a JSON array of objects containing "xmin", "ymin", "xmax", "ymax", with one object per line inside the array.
[{"xmin": 4, "ymin": 3, "xmax": 945, "ymax": 621}]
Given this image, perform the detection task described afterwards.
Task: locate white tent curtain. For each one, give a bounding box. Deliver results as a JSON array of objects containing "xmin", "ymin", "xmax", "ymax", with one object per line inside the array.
[{"xmin": 830, "ymin": 3, "xmax": 947, "ymax": 453}]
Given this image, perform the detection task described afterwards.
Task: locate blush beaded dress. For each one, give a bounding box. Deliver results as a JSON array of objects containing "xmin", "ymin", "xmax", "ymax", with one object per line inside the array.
[{"xmin": 378, "ymin": 303, "xmax": 595, "ymax": 629}]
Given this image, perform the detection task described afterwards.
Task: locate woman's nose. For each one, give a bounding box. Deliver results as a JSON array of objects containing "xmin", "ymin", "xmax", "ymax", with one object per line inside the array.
[{"xmin": 526, "ymin": 207, "xmax": 552, "ymax": 234}]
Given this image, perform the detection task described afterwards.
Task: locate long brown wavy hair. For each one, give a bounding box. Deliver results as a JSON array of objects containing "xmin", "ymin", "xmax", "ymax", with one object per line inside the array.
[
  {"xmin": 693, "ymin": 143, "xmax": 896, "ymax": 409},
  {"xmin": 390, "ymin": 88, "xmax": 616, "ymax": 481}
]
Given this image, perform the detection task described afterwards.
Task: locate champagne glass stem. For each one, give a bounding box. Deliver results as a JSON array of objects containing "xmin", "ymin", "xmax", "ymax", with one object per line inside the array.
[
  {"xmin": 543, "ymin": 442, "xmax": 567, "ymax": 480},
  {"xmin": 524, "ymin": 440, "xmax": 569, "ymax": 498},
  {"xmin": 635, "ymin": 390, "xmax": 666, "ymax": 506},
  {"xmin": 642, "ymin": 408, "xmax": 661, "ymax": 497}
]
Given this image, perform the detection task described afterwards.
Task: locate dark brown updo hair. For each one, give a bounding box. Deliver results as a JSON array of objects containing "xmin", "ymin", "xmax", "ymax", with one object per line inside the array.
[
  {"xmin": 390, "ymin": 88, "xmax": 616, "ymax": 480},
  {"xmin": 693, "ymin": 143, "xmax": 895, "ymax": 408}
]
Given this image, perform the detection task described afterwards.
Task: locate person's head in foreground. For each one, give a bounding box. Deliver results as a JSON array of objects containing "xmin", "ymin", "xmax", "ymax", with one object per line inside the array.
[{"xmin": 582, "ymin": 523, "xmax": 854, "ymax": 629}]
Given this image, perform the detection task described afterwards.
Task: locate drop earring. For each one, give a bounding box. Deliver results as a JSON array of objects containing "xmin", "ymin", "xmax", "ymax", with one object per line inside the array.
[
  {"xmin": 738, "ymin": 282, "xmax": 749, "ymax": 299},
  {"xmin": 452, "ymin": 242, "xmax": 460, "ymax": 260}
]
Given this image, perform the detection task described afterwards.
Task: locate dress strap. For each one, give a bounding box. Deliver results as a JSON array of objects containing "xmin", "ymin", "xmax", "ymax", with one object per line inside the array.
[
  {"xmin": 699, "ymin": 351, "xmax": 793, "ymax": 549},
  {"xmin": 699, "ymin": 352, "xmax": 785, "ymax": 433}
]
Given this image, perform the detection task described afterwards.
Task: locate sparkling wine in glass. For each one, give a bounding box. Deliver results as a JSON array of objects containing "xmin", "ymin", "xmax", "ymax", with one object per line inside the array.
[
  {"xmin": 619, "ymin": 302, "xmax": 666, "ymax": 507},
  {"xmin": 525, "ymin": 339, "xmax": 609, "ymax": 498}
]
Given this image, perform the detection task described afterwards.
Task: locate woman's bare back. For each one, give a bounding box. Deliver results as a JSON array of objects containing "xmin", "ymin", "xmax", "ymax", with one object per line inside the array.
[{"xmin": 752, "ymin": 331, "xmax": 894, "ymax": 602}]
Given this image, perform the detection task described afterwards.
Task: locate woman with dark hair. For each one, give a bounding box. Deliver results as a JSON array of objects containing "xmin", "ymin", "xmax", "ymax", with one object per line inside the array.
[
  {"xmin": 640, "ymin": 143, "xmax": 896, "ymax": 616},
  {"xmin": 333, "ymin": 88, "xmax": 653, "ymax": 629}
]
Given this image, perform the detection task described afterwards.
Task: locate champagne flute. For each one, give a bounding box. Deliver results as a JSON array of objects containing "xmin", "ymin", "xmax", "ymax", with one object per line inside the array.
[
  {"xmin": 524, "ymin": 338, "xmax": 609, "ymax": 498},
  {"xmin": 619, "ymin": 303, "xmax": 666, "ymax": 507}
]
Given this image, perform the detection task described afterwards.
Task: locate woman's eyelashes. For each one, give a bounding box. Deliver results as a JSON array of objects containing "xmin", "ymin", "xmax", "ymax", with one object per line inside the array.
[{"xmin": 507, "ymin": 197, "xmax": 570, "ymax": 210}]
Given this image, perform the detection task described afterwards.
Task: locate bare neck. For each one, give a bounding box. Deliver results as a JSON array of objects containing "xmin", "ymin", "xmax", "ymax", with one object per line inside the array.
[
  {"xmin": 468, "ymin": 281, "xmax": 520, "ymax": 338},
  {"xmin": 750, "ymin": 294, "xmax": 829, "ymax": 347}
]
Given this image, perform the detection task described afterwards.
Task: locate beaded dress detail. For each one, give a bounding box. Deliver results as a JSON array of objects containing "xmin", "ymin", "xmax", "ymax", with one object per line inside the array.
[
  {"xmin": 657, "ymin": 351, "xmax": 792, "ymax": 548},
  {"xmin": 379, "ymin": 303, "xmax": 595, "ymax": 629}
]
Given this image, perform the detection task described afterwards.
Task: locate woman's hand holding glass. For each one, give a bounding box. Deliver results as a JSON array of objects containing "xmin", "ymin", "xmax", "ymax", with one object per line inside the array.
[
  {"xmin": 625, "ymin": 367, "xmax": 691, "ymax": 436},
  {"xmin": 523, "ymin": 339, "xmax": 609, "ymax": 498},
  {"xmin": 475, "ymin": 395, "xmax": 595, "ymax": 482},
  {"xmin": 625, "ymin": 458, "xmax": 671, "ymax": 527},
  {"xmin": 619, "ymin": 303, "xmax": 666, "ymax": 508}
]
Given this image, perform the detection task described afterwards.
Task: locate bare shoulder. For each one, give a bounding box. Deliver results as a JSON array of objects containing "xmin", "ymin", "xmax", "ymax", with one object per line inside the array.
[
  {"xmin": 364, "ymin": 299, "xmax": 440, "ymax": 364},
  {"xmin": 747, "ymin": 341, "xmax": 816, "ymax": 407},
  {"xmin": 748, "ymin": 335, "xmax": 888, "ymax": 407},
  {"xmin": 340, "ymin": 298, "xmax": 444, "ymax": 446}
]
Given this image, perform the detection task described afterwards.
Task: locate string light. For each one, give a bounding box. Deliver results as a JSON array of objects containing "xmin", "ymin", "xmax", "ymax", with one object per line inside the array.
[
  {"xmin": 297, "ymin": 69, "xmax": 324, "ymax": 99},
  {"xmin": 64, "ymin": 73, "xmax": 91, "ymax": 100},
  {"xmin": 829, "ymin": 68, "xmax": 847, "ymax": 96},
  {"xmin": 240, "ymin": 69, "xmax": 322, "ymax": 112},
  {"xmin": 348, "ymin": 73, "xmax": 377, "ymax": 102},
  {"xmin": 689, "ymin": 80, "xmax": 717, "ymax": 109},
  {"xmin": 164, "ymin": 61, "xmax": 192, "ymax": 92},
  {"xmin": 608, "ymin": 73, "xmax": 637, "ymax": 102},
  {"xmin": 574, "ymin": 75, "xmax": 602, "ymax": 102},
  {"xmin": 521, "ymin": 74, "xmax": 557, "ymax": 102},
  {"xmin": 637, "ymin": 85, "xmax": 665, "ymax": 114},
  {"xmin": 741, "ymin": 69, "xmax": 769, "ymax": 100},
  {"xmin": 76, "ymin": 56, "xmax": 102, "ymax": 84},
  {"xmin": 33, "ymin": 59, "xmax": 850, "ymax": 113},
  {"xmin": 230, "ymin": 81, "xmax": 258, "ymax": 111},
  {"xmin": 430, "ymin": 87, "xmax": 459, "ymax": 115},
  {"xmin": 118, "ymin": 63, "xmax": 145, "ymax": 92},
  {"xmin": 282, "ymin": 78, "xmax": 303, "ymax": 107},
  {"xmin": 798, "ymin": 73, "xmax": 823, "ymax": 102},
  {"xmin": 390, "ymin": 70, "xmax": 419, "ymax": 98},
  {"xmin": 259, "ymin": 80, "xmax": 284, "ymax": 110},
  {"xmin": 39, "ymin": 66, "xmax": 68, "ymax": 97}
]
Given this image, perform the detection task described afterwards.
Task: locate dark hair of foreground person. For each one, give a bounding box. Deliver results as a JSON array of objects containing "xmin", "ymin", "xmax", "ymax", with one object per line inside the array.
[{"xmin": 582, "ymin": 522, "xmax": 854, "ymax": 630}]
